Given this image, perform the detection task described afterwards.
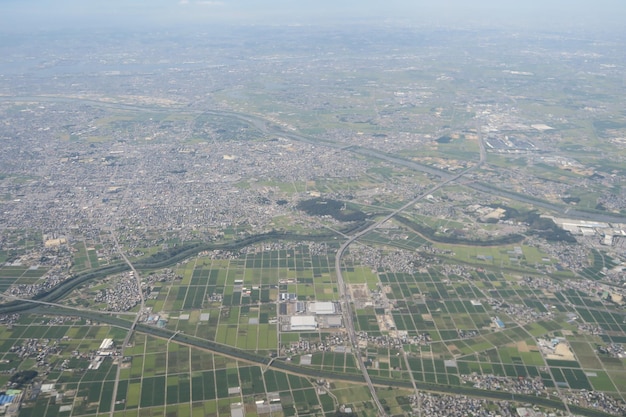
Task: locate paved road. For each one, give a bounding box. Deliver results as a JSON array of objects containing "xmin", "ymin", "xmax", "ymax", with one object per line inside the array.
[
  {"xmin": 0, "ymin": 293, "xmax": 137, "ymax": 316},
  {"xmin": 109, "ymin": 232, "xmax": 146, "ymax": 417},
  {"xmin": 333, "ymin": 135, "xmax": 486, "ymax": 417}
]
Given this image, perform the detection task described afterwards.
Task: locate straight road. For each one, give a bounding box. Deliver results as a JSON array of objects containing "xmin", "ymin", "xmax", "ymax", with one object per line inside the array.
[
  {"xmin": 333, "ymin": 134, "xmax": 486, "ymax": 417},
  {"xmin": 109, "ymin": 232, "xmax": 146, "ymax": 417}
]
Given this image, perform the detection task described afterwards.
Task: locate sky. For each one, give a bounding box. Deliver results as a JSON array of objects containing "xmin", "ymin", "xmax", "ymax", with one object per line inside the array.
[{"xmin": 1, "ymin": 0, "xmax": 626, "ymax": 32}]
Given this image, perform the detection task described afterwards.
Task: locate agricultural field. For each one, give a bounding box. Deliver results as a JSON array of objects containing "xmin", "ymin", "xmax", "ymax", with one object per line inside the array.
[
  {"xmin": 5, "ymin": 233, "xmax": 626, "ymax": 417},
  {"xmin": 12, "ymin": 325, "xmax": 330, "ymax": 417},
  {"xmin": 0, "ymin": 265, "xmax": 49, "ymax": 292}
]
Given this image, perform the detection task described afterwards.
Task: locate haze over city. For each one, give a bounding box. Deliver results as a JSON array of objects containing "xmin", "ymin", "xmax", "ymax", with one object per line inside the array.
[{"xmin": 2, "ymin": 0, "xmax": 626, "ymax": 30}]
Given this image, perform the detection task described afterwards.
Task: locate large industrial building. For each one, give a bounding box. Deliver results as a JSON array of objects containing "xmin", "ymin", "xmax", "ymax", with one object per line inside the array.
[
  {"xmin": 289, "ymin": 316, "xmax": 317, "ymax": 331},
  {"xmin": 308, "ymin": 301, "xmax": 336, "ymax": 315}
]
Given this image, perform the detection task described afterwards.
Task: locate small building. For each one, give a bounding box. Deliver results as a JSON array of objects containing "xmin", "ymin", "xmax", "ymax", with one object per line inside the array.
[
  {"xmin": 40, "ymin": 384, "xmax": 55, "ymax": 393},
  {"xmin": 493, "ymin": 317, "xmax": 505, "ymax": 329},
  {"xmin": 99, "ymin": 339, "xmax": 114, "ymax": 351},
  {"xmin": 230, "ymin": 403, "xmax": 245, "ymax": 417},
  {"xmin": 279, "ymin": 304, "xmax": 287, "ymax": 315},
  {"xmin": 0, "ymin": 394, "xmax": 16, "ymax": 406},
  {"xmin": 267, "ymin": 392, "xmax": 281, "ymax": 403}
]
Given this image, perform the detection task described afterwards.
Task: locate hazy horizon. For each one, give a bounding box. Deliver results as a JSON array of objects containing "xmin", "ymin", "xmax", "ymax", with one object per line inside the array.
[{"xmin": 2, "ymin": 0, "xmax": 626, "ymax": 33}]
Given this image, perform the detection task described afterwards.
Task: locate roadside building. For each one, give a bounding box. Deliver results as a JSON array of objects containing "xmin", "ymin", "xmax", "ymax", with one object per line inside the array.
[{"xmin": 309, "ymin": 302, "xmax": 335, "ymax": 315}]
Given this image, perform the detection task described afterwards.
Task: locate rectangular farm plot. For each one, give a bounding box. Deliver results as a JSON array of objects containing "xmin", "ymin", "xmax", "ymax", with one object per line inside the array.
[{"xmin": 587, "ymin": 371, "xmax": 618, "ymax": 392}]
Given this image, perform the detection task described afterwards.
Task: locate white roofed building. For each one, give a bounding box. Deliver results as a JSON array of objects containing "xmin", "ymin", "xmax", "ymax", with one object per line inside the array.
[
  {"xmin": 290, "ymin": 316, "xmax": 317, "ymax": 331},
  {"xmin": 99, "ymin": 338, "xmax": 114, "ymax": 350},
  {"xmin": 309, "ymin": 302, "xmax": 335, "ymax": 315}
]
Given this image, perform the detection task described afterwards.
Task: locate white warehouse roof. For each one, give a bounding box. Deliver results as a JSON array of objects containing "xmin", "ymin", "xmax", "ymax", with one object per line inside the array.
[
  {"xmin": 290, "ymin": 316, "xmax": 317, "ymax": 331},
  {"xmin": 99, "ymin": 338, "xmax": 114, "ymax": 350},
  {"xmin": 309, "ymin": 302, "xmax": 335, "ymax": 315}
]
